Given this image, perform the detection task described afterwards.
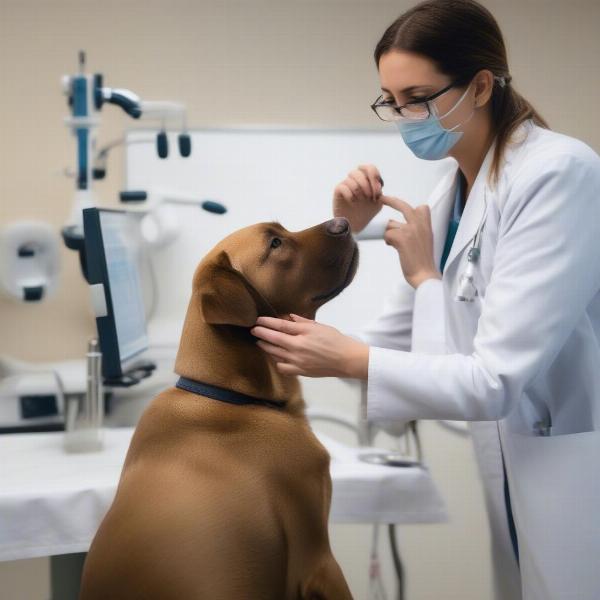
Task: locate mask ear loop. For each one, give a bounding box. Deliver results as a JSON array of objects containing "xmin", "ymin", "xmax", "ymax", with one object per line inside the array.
[
  {"xmin": 447, "ymin": 103, "xmax": 476, "ymax": 132},
  {"xmin": 446, "ymin": 74, "xmax": 508, "ymax": 130},
  {"xmin": 431, "ymin": 81, "xmax": 473, "ymax": 121}
]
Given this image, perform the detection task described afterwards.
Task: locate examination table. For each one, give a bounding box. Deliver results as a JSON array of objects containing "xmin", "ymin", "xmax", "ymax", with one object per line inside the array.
[{"xmin": 0, "ymin": 426, "xmax": 447, "ymax": 598}]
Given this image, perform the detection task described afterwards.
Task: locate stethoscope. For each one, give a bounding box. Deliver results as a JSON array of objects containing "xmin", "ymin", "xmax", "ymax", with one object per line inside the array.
[{"xmin": 455, "ymin": 185, "xmax": 489, "ymax": 302}]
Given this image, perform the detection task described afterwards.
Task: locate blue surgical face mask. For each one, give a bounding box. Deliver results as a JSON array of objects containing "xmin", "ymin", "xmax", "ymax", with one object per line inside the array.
[{"xmin": 395, "ymin": 83, "xmax": 474, "ymax": 160}]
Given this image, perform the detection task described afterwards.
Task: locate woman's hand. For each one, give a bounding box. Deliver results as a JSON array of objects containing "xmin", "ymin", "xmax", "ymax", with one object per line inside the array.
[
  {"xmin": 382, "ymin": 196, "xmax": 441, "ymax": 289},
  {"xmin": 333, "ymin": 164, "xmax": 386, "ymax": 233},
  {"xmin": 250, "ymin": 314, "xmax": 369, "ymax": 380}
]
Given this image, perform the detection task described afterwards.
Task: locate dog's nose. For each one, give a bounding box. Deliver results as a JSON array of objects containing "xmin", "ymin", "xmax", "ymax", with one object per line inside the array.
[{"xmin": 326, "ymin": 217, "xmax": 349, "ymax": 236}]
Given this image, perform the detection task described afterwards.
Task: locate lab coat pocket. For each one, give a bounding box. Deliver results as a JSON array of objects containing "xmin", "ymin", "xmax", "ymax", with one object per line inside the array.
[{"xmin": 504, "ymin": 429, "xmax": 600, "ymax": 600}]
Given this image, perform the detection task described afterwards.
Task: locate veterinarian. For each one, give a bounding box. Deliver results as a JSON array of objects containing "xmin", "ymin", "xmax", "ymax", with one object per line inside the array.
[{"xmin": 250, "ymin": 1, "xmax": 600, "ymax": 598}]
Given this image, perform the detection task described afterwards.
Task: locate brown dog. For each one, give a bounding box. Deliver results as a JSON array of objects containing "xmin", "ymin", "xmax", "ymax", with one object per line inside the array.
[{"xmin": 79, "ymin": 217, "xmax": 358, "ymax": 599}]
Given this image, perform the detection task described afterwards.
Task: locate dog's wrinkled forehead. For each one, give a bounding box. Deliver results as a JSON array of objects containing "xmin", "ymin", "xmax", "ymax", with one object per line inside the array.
[{"xmin": 210, "ymin": 221, "xmax": 288, "ymax": 270}]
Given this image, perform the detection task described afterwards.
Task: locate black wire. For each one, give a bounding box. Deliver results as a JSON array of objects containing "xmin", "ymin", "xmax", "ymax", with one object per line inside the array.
[
  {"xmin": 388, "ymin": 524, "xmax": 405, "ymax": 600},
  {"xmin": 410, "ymin": 420, "xmax": 423, "ymax": 463}
]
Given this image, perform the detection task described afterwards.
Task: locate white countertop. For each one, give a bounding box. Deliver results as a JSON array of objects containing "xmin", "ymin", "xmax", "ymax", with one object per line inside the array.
[{"xmin": 0, "ymin": 427, "xmax": 447, "ymax": 561}]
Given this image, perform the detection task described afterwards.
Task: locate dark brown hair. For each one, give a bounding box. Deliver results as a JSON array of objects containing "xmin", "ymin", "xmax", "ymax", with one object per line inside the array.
[{"xmin": 374, "ymin": 0, "xmax": 548, "ymax": 184}]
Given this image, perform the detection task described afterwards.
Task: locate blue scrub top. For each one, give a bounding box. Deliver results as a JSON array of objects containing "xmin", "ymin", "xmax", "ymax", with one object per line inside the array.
[{"xmin": 439, "ymin": 171, "xmax": 466, "ymax": 273}]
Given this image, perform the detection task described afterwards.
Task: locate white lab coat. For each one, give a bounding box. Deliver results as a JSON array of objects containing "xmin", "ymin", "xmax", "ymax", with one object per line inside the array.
[{"xmin": 354, "ymin": 119, "xmax": 600, "ymax": 600}]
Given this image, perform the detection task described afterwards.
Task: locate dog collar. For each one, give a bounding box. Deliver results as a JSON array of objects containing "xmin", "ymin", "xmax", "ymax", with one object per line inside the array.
[{"xmin": 175, "ymin": 376, "xmax": 287, "ymax": 410}]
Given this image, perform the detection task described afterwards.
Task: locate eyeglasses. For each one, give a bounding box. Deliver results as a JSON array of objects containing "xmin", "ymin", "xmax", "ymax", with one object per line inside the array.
[{"xmin": 370, "ymin": 81, "xmax": 459, "ymax": 122}]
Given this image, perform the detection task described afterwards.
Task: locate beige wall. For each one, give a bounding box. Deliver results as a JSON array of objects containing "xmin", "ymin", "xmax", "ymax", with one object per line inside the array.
[
  {"xmin": 1, "ymin": 1, "xmax": 599, "ymax": 599},
  {"xmin": 1, "ymin": 0, "xmax": 599, "ymax": 361}
]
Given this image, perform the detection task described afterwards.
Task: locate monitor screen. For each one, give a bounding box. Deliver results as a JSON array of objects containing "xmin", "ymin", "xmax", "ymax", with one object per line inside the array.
[{"xmin": 84, "ymin": 208, "xmax": 148, "ymax": 378}]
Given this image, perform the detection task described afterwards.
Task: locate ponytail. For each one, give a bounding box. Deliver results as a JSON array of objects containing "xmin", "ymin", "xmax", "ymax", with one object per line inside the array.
[{"xmin": 489, "ymin": 75, "xmax": 548, "ymax": 183}]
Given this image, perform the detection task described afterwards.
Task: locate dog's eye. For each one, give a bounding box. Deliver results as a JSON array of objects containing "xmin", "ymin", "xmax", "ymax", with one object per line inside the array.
[{"xmin": 270, "ymin": 237, "xmax": 282, "ymax": 249}]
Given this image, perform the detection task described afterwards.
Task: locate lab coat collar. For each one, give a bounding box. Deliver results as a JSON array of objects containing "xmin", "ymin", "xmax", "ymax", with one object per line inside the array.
[{"xmin": 442, "ymin": 138, "xmax": 496, "ymax": 271}]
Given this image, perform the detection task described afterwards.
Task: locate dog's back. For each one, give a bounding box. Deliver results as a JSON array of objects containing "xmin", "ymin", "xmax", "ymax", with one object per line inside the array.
[{"xmin": 80, "ymin": 387, "xmax": 350, "ymax": 600}]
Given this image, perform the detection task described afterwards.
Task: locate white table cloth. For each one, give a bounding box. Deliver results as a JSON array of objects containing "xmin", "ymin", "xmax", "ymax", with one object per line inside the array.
[{"xmin": 0, "ymin": 428, "xmax": 447, "ymax": 561}]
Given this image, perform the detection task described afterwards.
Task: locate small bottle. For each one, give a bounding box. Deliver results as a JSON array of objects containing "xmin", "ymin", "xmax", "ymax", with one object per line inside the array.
[{"xmin": 64, "ymin": 338, "xmax": 104, "ymax": 452}]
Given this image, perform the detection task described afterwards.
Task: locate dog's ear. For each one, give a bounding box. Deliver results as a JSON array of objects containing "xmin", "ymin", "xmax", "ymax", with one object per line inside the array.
[{"xmin": 197, "ymin": 250, "xmax": 272, "ymax": 327}]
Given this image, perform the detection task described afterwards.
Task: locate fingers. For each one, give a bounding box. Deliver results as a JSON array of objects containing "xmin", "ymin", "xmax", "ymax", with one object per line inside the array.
[
  {"xmin": 336, "ymin": 183, "xmax": 355, "ymax": 204},
  {"xmin": 384, "ymin": 219, "xmax": 409, "ymax": 247},
  {"xmin": 383, "ymin": 227, "xmax": 402, "ymax": 247},
  {"xmin": 251, "ymin": 314, "xmax": 317, "ymax": 349},
  {"xmin": 275, "ymin": 362, "xmax": 305, "ymax": 376},
  {"xmin": 255, "ymin": 316, "xmax": 305, "ymax": 334},
  {"xmin": 386, "ymin": 218, "xmax": 404, "ymax": 230},
  {"xmin": 255, "ymin": 339, "xmax": 293, "ymax": 362},
  {"xmin": 380, "ymin": 195, "xmax": 415, "ymax": 221},
  {"xmin": 383, "ymin": 203, "xmax": 437, "ymax": 290},
  {"xmin": 343, "ymin": 178, "xmax": 362, "ymax": 202},
  {"xmin": 250, "ymin": 326, "xmax": 296, "ymax": 350},
  {"xmin": 350, "ymin": 168, "xmax": 374, "ymax": 201},
  {"xmin": 334, "ymin": 164, "xmax": 383, "ymax": 206},
  {"xmin": 414, "ymin": 204, "xmax": 431, "ymax": 219},
  {"xmin": 357, "ymin": 164, "xmax": 384, "ymax": 200},
  {"xmin": 289, "ymin": 313, "xmax": 315, "ymax": 323}
]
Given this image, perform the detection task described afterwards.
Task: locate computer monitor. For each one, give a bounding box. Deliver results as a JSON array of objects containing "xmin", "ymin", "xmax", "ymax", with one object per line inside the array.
[{"xmin": 83, "ymin": 208, "xmax": 151, "ymax": 383}]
